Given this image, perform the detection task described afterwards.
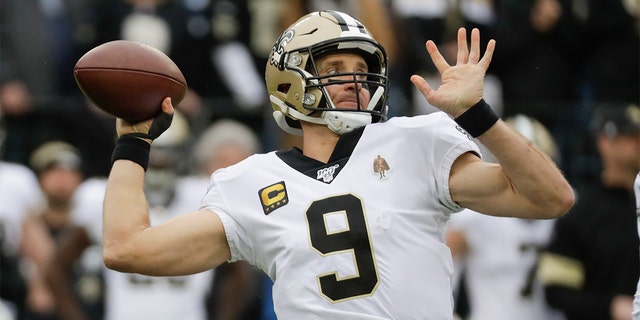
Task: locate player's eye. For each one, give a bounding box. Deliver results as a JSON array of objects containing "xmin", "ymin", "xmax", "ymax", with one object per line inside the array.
[{"xmin": 326, "ymin": 68, "xmax": 339, "ymax": 75}]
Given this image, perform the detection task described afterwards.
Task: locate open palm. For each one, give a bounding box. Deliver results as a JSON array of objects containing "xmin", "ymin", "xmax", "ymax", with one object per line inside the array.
[{"xmin": 410, "ymin": 28, "xmax": 495, "ymax": 118}]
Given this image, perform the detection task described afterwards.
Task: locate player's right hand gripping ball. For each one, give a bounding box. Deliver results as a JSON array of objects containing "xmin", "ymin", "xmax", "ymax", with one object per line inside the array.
[
  {"xmin": 127, "ymin": 111, "xmax": 174, "ymax": 141},
  {"xmin": 74, "ymin": 40, "xmax": 187, "ymax": 123}
]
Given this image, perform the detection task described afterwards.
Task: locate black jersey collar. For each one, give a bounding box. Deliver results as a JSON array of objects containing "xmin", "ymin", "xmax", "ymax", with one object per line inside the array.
[{"xmin": 276, "ymin": 126, "xmax": 365, "ymax": 181}]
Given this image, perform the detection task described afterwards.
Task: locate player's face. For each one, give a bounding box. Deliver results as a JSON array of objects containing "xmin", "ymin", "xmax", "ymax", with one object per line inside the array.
[{"xmin": 315, "ymin": 52, "xmax": 371, "ymax": 110}]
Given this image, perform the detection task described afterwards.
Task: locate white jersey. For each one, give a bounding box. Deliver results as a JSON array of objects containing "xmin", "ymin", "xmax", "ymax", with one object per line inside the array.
[
  {"xmin": 201, "ymin": 113, "xmax": 480, "ymax": 320},
  {"xmin": 633, "ymin": 172, "xmax": 640, "ymax": 320},
  {"xmin": 72, "ymin": 176, "xmax": 214, "ymax": 320},
  {"xmin": 447, "ymin": 209, "xmax": 564, "ymax": 320},
  {"xmin": 0, "ymin": 161, "xmax": 43, "ymax": 256}
]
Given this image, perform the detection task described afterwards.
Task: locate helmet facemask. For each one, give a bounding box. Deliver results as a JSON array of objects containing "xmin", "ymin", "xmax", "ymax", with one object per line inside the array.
[{"xmin": 306, "ymin": 46, "xmax": 388, "ymax": 134}]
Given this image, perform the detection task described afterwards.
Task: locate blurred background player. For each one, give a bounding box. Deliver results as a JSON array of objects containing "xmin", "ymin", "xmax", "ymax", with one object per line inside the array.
[
  {"xmin": 22, "ymin": 141, "xmax": 86, "ymax": 320},
  {"xmin": 446, "ymin": 114, "xmax": 566, "ymax": 320},
  {"xmin": 0, "ymin": 124, "xmax": 46, "ymax": 320},
  {"xmin": 538, "ymin": 103, "xmax": 640, "ymax": 320},
  {"xmin": 192, "ymin": 118, "xmax": 261, "ymax": 176}
]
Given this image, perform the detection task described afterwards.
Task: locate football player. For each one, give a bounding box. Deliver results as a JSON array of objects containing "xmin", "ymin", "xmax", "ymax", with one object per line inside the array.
[
  {"xmin": 0, "ymin": 159, "xmax": 45, "ymax": 320},
  {"xmin": 102, "ymin": 10, "xmax": 574, "ymax": 319},
  {"xmin": 0, "ymin": 117, "xmax": 46, "ymax": 319}
]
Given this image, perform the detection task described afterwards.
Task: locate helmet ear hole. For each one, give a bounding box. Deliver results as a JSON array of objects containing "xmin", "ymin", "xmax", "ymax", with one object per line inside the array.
[{"xmin": 277, "ymin": 83, "xmax": 291, "ymax": 94}]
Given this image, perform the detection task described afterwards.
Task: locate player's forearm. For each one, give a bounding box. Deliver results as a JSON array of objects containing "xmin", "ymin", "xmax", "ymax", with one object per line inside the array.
[
  {"xmin": 477, "ymin": 120, "xmax": 574, "ymax": 218},
  {"xmin": 102, "ymin": 160, "xmax": 150, "ymax": 272}
]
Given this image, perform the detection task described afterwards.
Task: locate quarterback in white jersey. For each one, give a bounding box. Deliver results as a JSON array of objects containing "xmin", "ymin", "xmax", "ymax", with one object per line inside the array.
[
  {"xmin": 101, "ymin": 10, "xmax": 574, "ymax": 320},
  {"xmin": 202, "ymin": 113, "xmax": 478, "ymax": 319},
  {"xmin": 634, "ymin": 172, "xmax": 640, "ymax": 320}
]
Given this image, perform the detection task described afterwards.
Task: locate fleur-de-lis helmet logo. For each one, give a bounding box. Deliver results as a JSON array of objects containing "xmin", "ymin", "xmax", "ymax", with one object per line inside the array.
[{"xmin": 270, "ymin": 29, "xmax": 295, "ymax": 70}]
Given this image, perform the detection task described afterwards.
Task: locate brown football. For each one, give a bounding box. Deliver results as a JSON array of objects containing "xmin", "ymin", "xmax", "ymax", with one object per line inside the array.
[{"xmin": 74, "ymin": 40, "xmax": 187, "ymax": 122}]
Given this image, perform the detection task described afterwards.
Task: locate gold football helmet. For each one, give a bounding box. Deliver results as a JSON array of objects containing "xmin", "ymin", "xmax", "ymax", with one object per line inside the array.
[{"xmin": 266, "ymin": 10, "xmax": 388, "ymax": 135}]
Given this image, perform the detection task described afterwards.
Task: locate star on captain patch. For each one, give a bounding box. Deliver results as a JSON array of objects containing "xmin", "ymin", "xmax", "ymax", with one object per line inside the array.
[{"xmin": 372, "ymin": 155, "xmax": 390, "ymax": 180}]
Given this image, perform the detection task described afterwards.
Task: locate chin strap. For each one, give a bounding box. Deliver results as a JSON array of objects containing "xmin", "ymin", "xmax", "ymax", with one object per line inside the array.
[{"xmin": 323, "ymin": 111, "xmax": 371, "ymax": 134}]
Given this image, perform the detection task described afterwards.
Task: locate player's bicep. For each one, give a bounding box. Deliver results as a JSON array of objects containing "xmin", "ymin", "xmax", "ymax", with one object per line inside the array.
[
  {"xmin": 134, "ymin": 209, "xmax": 230, "ymax": 276},
  {"xmin": 449, "ymin": 152, "xmax": 536, "ymax": 218}
]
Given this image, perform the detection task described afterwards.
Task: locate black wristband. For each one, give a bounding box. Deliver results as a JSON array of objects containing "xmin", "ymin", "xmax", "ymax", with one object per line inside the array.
[
  {"xmin": 111, "ymin": 135, "xmax": 151, "ymax": 171},
  {"xmin": 454, "ymin": 99, "xmax": 499, "ymax": 138}
]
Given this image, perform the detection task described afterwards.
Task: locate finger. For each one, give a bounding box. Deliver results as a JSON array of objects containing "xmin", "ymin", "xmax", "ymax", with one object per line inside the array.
[
  {"xmin": 469, "ymin": 28, "xmax": 480, "ymax": 63},
  {"xmin": 425, "ymin": 40, "xmax": 449, "ymax": 74},
  {"xmin": 162, "ymin": 97, "xmax": 175, "ymax": 114},
  {"xmin": 478, "ymin": 39, "xmax": 496, "ymax": 70},
  {"xmin": 410, "ymin": 74, "xmax": 433, "ymax": 98},
  {"xmin": 456, "ymin": 28, "xmax": 469, "ymax": 65}
]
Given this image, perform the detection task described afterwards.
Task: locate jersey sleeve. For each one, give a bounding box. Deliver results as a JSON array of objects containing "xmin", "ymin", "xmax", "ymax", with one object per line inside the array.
[
  {"xmin": 398, "ymin": 113, "xmax": 481, "ymax": 213},
  {"xmin": 200, "ymin": 173, "xmax": 254, "ymax": 264},
  {"xmin": 432, "ymin": 115, "xmax": 481, "ymax": 212}
]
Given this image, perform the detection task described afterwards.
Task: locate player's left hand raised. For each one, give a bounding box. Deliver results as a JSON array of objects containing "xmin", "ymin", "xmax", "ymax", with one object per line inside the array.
[{"xmin": 410, "ymin": 27, "xmax": 495, "ymax": 118}]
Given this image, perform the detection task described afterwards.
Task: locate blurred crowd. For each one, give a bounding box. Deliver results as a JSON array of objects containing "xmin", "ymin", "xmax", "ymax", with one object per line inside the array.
[{"xmin": 1, "ymin": 0, "xmax": 638, "ymax": 320}]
